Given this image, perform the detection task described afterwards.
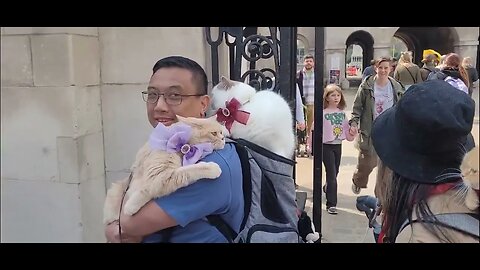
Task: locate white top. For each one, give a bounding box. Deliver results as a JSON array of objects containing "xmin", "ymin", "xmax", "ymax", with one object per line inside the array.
[{"xmin": 374, "ymin": 81, "xmax": 394, "ymax": 119}]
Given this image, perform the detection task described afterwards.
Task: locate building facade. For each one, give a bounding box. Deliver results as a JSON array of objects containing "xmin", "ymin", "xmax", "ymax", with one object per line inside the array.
[{"xmin": 297, "ymin": 27, "xmax": 479, "ymax": 88}]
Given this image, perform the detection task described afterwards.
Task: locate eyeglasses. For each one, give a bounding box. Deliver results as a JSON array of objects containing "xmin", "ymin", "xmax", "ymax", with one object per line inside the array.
[{"xmin": 141, "ymin": 91, "xmax": 203, "ymax": 106}]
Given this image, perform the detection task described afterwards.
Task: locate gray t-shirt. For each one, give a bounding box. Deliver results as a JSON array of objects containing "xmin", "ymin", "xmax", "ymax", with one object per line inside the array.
[{"xmin": 374, "ymin": 82, "xmax": 394, "ymax": 119}]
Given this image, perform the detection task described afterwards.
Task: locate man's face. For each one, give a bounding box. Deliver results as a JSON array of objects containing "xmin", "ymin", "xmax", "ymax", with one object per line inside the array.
[
  {"xmin": 304, "ymin": 58, "xmax": 314, "ymax": 70},
  {"xmin": 146, "ymin": 67, "xmax": 210, "ymax": 127}
]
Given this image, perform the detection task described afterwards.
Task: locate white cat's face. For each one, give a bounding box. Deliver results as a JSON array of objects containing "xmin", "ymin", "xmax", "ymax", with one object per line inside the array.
[{"xmin": 210, "ymin": 77, "xmax": 256, "ymax": 112}]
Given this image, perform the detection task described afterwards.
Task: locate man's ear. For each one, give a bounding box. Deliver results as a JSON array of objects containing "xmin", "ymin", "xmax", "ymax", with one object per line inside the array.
[{"xmin": 200, "ymin": 95, "xmax": 210, "ymax": 117}]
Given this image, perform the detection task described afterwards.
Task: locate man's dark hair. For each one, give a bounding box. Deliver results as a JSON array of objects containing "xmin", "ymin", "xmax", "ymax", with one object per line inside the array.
[
  {"xmin": 152, "ymin": 56, "xmax": 208, "ymax": 95},
  {"xmin": 304, "ymin": 54, "xmax": 314, "ymax": 61}
]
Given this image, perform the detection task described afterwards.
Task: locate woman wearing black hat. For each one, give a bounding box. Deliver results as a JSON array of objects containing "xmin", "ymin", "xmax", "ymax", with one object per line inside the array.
[{"xmin": 371, "ymin": 80, "xmax": 479, "ymax": 243}]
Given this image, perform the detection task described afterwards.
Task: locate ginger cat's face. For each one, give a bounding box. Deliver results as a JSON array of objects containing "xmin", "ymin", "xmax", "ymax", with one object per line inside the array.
[
  {"xmin": 461, "ymin": 146, "xmax": 479, "ymax": 189},
  {"xmin": 461, "ymin": 146, "xmax": 479, "ymax": 210},
  {"xmin": 176, "ymin": 115, "xmax": 226, "ymax": 150}
]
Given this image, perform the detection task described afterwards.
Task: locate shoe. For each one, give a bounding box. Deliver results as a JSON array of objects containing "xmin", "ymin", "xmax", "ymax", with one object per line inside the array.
[
  {"xmin": 351, "ymin": 183, "xmax": 361, "ymax": 195},
  {"xmin": 322, "ymin": 185, "xmax": 327, "ymax": 194},
  {"xmin": 327, "ymin": 207, "xmax": 338, "ymax": 215}
]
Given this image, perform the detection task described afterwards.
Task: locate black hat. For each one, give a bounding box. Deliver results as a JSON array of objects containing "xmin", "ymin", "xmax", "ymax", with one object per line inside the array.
[{"xmin": 371, "ymin": 80, "xmax": 475, "ymax": 184}]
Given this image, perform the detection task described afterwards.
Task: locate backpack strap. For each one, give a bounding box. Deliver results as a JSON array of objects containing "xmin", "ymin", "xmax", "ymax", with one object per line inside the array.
[
  {"xmin": 399, "ymin": 213, "xmax": 479, "ymax": 239},
  {"xmin": 157, "ymin": 226, "xmax": 177, "ymax": 243},
  {"xmin": 420, "ymin": 67, "xmax": 433, "ymax": 81},
  {"xmin": 422, "ymin": 67, "xmax": 433, "ymax": 73},
  {"xmin": 206, "ymin": 215, "xmax": 237, "ymax": 243},
  {"xmin": 199, "ymin": 140, "xmax": 251, "ymax": 243},
  {"xmin": 231, "ymin": 140, "xmax": 252, "ymax": 231},
  {"xmin": 404, "ymin": 66, "xmax": 417, "ymax": 83}
]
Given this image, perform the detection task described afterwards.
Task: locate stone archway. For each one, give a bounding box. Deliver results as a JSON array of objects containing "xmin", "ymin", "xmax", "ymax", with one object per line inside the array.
[
  {"xmin": 345, "ymin": 30, "xmax": 374, "ymax": 87},
  {"xmin": 394, "ymin": 27, "xmax": 459, "ymax": 65}
]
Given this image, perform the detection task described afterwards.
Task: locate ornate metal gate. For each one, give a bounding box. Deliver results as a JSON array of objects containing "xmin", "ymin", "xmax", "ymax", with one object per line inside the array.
[
  {"xmin": 205, "ymin": 27, "xmax": 325, "ymax": 241},
  {"xmin": 205, "ymin": 27, "xmax": 297, "ymax": 102}
]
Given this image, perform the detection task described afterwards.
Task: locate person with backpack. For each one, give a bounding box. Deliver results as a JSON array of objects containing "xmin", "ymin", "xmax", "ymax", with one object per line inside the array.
[
  {"xmin": 419, "ymin": 51, "xmax": 440, "ymax": 81},
  {"xmin": 393, "ymin": 51, "xmax": 423, "ymax": 91},
  {"xmin": 104, "ymin": 56, "xmax": 245, "ymax": 243},
  {"xmin": 371, "ymin": 80, "xmax": 479, "ymax": 243},
  {"xmin": 427, "ymin": 53, "xmax": 475, "ymax": 152},
  {"xmin": 427, "ymin": 53, "xmax": 470, "ymax": 95},
  {"xmin": 462, "ymin": 56, "xmax": 479, "ymax": 97}
]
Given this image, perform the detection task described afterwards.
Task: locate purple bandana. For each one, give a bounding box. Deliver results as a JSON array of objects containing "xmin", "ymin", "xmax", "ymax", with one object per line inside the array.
[{"xmin": 149, "ymin": 122, "xmax": 214, "ymax": 166}]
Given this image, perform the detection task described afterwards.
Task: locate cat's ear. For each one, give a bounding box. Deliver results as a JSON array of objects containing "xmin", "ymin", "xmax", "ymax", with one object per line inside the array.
[
  {"xmin": 176, "ymin": 115, "xmax": 187, "ymax": 123},
  {"xmin": 220, "ymin": 76, "xmax": 235, "ymax": 90},
  {"xmin": 207, "ymin": 115, "xmax": 218, "ymax": 122},
  {"xmin": 176, "ymin": 114, "xmax": 202, "ymax": 127}
]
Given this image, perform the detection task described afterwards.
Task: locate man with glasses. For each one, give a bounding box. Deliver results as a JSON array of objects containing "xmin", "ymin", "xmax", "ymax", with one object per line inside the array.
[{"xmin": 105, "ymin": 56, "xmax": 244, "ymax": 243}]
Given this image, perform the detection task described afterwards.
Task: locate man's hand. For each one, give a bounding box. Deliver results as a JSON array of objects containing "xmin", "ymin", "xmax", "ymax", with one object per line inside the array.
[
  {"xmin": 105, "ymin": 221, "xmax": 143, "ymax": 243},
  {"xmin": 297, "ymin": 122, "xmax": 306, "ymax": 131}
]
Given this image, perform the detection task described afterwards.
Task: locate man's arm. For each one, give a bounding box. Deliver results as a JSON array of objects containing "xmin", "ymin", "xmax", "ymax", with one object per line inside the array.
[
  {"xmin": 119, "ymin": 200, "xmax": 177, "ymax": 237},
  {"xmin": 349, "ymin": 86, "xmax": 364, "ymax": 127},
  {"xmin": 118, "ymin": 150, "xmax": 234, "ymax": 240},
  {"xmin": 295, "ymin": 84, "xmax": 305, "ymax": 125}
]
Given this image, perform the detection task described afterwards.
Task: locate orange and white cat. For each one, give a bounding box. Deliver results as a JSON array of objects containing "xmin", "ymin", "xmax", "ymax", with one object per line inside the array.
[
  {"xmin": 460, "ymin": 146, "xmax": 479, "ymax": 210},
  {"xmin": 103, "ymin": 116, "xmax": 226, "ymax": 224}
]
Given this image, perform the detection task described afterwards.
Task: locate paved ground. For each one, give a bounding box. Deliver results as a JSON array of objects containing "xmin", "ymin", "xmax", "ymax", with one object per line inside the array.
[{"xmin": 295, "ymin": 87, "xmax": 479, "ymax": 243}]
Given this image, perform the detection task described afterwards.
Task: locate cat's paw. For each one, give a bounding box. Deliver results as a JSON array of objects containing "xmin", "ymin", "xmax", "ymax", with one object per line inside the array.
[
  {"xmin": 203, "ymin": 162, "xmax": 222, "ymax": 179},
  {"xmin": 103, "ymin": 213, "xmax": 117, "ymax": 225},
  {"xmin": 123, "ymin": 200, "xmax": 141, "ymax": 216},
  {"xmin": 465, "ymin": 189, "xmax": 479, "ymax": 210}
]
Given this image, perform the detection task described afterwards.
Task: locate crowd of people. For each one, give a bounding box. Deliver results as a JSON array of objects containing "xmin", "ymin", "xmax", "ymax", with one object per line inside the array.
[{"xmin": 104, "ymin": 48, "xmax": 478, "ymax": 243}]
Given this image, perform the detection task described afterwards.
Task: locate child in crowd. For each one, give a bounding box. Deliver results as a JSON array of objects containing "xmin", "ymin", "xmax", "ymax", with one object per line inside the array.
[{"xmin": 322, "ymin": 84, "xmax": 358, "ymax": 214}]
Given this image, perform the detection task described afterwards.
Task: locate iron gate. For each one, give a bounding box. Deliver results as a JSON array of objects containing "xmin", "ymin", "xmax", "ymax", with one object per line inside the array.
[{"xmin": 205, "ymin": 27, "xmax": 325, "ymax": 240}]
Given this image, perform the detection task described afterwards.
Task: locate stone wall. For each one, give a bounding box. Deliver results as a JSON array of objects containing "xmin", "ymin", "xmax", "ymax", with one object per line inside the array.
[
  {"xmin": 1, "ymin": 27, "xmax": 209, "ymax": 242},
  {"xmin": 1, "ymin": 27, "xmax": 104, "ymax": 242}
]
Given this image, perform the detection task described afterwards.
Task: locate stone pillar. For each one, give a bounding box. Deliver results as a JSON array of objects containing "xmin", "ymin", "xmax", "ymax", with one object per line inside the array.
[
  {"xmin": 373, "ymin": 45, "xmax": 392, "ymax": 59},
  {"xmin": 1, "ymin": 27, "xmax": 105, "ymax": 242},
  {"xmin": 454, "ymin": 41, "xmax": 479, "ymax": 65}
]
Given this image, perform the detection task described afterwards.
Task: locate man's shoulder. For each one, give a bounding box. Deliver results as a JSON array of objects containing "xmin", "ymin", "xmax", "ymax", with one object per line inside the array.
[
  {"xmin": 359, "ymin": 75, "xmax": 374, "ymax": 90},
  {"xmin": 202, "ymin": 143, "xmax": 240, "ymax": 171},
  {"xmin": 388, "ymin": 77, "xmax": 403, "ymax": 89}
]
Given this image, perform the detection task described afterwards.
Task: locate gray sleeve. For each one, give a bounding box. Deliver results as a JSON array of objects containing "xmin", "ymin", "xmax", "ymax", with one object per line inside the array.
[{"xmin": 295, "ymin": 84, "xmax": 305, "ymax": 124}]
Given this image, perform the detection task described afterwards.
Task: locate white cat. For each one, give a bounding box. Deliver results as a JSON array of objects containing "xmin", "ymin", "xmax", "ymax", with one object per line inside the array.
[
  {"xmin": 103, "ymin": 116, "xmax": 226, "ymax": 224},
  {"xmin": 210, "ymin": 76, "xmax": 295, "ymax": 158}
]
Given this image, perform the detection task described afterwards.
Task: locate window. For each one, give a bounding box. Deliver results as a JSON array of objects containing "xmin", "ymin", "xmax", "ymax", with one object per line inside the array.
[
  {"xmin": 391, "ymin": 36, "xmax": 408, "ymax": 61},
  {"xmin": 297, "ymin": 39, "xmax": 306, "ymax": 64}
]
